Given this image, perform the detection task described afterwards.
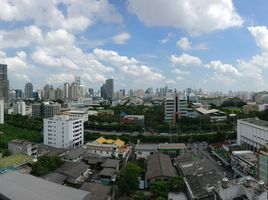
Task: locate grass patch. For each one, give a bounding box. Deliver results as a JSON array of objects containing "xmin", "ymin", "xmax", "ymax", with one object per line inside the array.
[{"xmin": 0, "ymin": 154, "xmax": 32, "ymax": 168}]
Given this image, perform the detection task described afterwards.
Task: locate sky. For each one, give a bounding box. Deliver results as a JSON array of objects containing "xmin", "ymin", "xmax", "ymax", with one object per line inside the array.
[{"xmin": 0, "ymin": 0, "xmax": 268, "ymax": 92}]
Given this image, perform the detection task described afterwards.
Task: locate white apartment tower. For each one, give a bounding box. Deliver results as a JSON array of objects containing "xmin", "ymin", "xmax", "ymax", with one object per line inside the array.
[
  {"xmin": 164, "ymin": 93, "xmax": 188, "ymax": 125},
  {"xmin": 13, "ymin": 101, "xmax": 26, "ymax": 116},
  {"xmin": 43, "ymin": 115, "xmax": 84, "ymax": 149},
  {"xmin": 0, "ymin": 99, "xmax": 4, "ymax": 124}
]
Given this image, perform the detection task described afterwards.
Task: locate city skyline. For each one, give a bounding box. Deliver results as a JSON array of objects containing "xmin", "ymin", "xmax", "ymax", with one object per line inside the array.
[{"xmin": 0, "ymin": 1, "xmax": 268, "ymax": 92}]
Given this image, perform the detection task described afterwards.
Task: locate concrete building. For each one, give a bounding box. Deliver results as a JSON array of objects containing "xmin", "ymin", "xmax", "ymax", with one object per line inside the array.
[
  {"xmin": 0, "ymin": 64, "xmax": 9, "ymax": 105},
  {"xmin": 24, "ymin": 82, "xmax": 33, "ymax": 99},
  {"xmin": 0, "ymin": 171, "xmax": 91, "ymax": 200},
  {"xmin": 101, "ymin": 79, "xmax": 114, "ymax": 100},
  {"xmin": 135, "ymin": 144, "xmax": 158, "ymax": 159},
  {"xmin": 43, "ymin": 115, "xmax": 84, "ymax": 149},
  {"xmin": 242, "ymin": 102, "xmax": 258, "ymax": 114},
  {"xmin": 0, "ymin": 99, "xmax": 4, "ymax": 124},
  {"xmin": 8, "ymin": 139, "xmax": 37, "ymax": 157},
  {"xmin": 146, "ymin": 153, "xmax": 177, "ymax": 185},
  {"xmin": 256, "ymin": 145, "xmax": 268, "ymax": 186},
  {"xmin": 215, "ymin": 176, "xmax": 267, "ymax": 200},
  {"xmin": 13, "ymin": 101, "xmax": 26, "ymax": 116},
  {"xmin": 237, "ymin": 119, "xmax": 268, "ymax": 152},
  {"xmin": 32, "ymin": 102, "xmax": 60, "ymax": 118},
  {"xmin": 65, "ymin": 110, "xmax": 88, "ymax": 122},
  {"xmin": 231, "ymin": 150, "xmax": 257, "ymax": 178},
  {"xmin": 164, "ymin": 93, "xmax": 188, "ymax": 125},
  {"xmin": 63, "ymin": 82, "xmax": 69, "ymax": 99}
]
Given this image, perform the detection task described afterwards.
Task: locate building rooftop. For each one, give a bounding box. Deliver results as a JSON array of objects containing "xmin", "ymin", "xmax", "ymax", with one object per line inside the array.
[
  {"xmin": 94, "ymin": 137, "xmax": 125, "ymax": 147},
  {"xmin": 41, "ymin": 172, "xmax": 67, "ymax": 184},
  {"xmin": 146, "ymin": 153, "xmax": 177, "ymax": 180},
  {"xmin": 0, "ymin": 154, "xmax": 32, "ymax": 168},
  {"xmin": 135, "ymin": 143, "xmax": 158, "ymax": 151},
  {"xmin": 8, "ymin": 139, "xmax": 33, "ymax": 146},
  {"xmin": 101, "ymin": 159, "xmax": 120, "ymax": 169},
  {"xmin": 56, "ymin": 162, "xmax": 89, "ymax": 179},
  {"xmin": 80, "ymin": 182, "xmax": 111, "ymax": 200},
  {"xmin": 0, "ymin": 171, "xmax": 90, "ymax": 200},
  {"xmin": 99, "ymin": 168, "xmax": 116, "ymax": 177},
  {"xmin": 239, "ymin": 118, "xmax": 268, "ymax": 128},
  {"xmin": 232, "ymin": 150, "xmax": 257, "ymax": 165},
  {"xmin": 63, "ymin": 147, "xmax": 87, "ymax": 160},
  {"xmin": 158, "ymin": 143, "xmax": 186, "ymax": 150},
  {"xmin": 195, "ymin": 107, "xmax": 220, "ymax": 115},
  {"xmin": 178, "ymin": 158, "xmax": 217, "ymax": 177},
  {"xmin": 185, "ymin": 170, "xmax": 222, "ymax": 199}
]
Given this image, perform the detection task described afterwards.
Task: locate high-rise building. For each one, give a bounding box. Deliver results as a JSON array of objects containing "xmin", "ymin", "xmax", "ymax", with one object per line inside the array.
[
  {"xmin": 63, "ymin": 83, "xmax": 69, "ymax": 99},
  {"xmin": 13, "ymin": 101, "xmax": 26, "ymax": 116},
  {"xmin": 164, "ymin": 93, "xmax": 188, "ymax": 125},
  {"xmin": 43, "ymin": 115, "xmax": 84, "ymax": 149},
  {"xmin": 0, "ymin": 99, "xmax": 4, "ymax": 124},
  {"xmin": 75, "ymin": 76, "xmax": 81, "ymax": 85},
  {"xmin": 0, "ymin": 64, "xmax": 9, "ymax": 104},
  {"xmin": 55, "ymin": 88, "xmax": 63, "ymax": 100},
  {"xmin": 101, "ymin": 79, "xmax": 114, "ymax": 100},
  {"xmin": 69, "ymin": 82, "xmax": 79, "ymax": 100},
  {"xmin": 15, "ymin": 89, "xmax": 23, "ymax": 99},
  {"xmin": 88, "ymin": 88, "xmax": 94, "ymax": 96},
  {"xmin": 24, "ymin": 83, "xmax": 33, "ymax": 99}
]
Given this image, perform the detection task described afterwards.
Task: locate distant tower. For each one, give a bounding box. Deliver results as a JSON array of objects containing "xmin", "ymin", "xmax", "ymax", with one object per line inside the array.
[
  {"xmin": 24, "ymin": 83, "xmax": 33, "ymax": 99},
  {"xmin": 101, "ymin": 79, "xmax": 114, "ymax": 100},
  {"xmin": 0, "ymin": 64, "xmax": 9, "ymax": 104}
]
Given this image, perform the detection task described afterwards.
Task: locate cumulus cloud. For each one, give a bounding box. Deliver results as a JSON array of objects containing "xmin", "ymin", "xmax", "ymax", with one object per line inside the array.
[
  {"xmin": 177, "ymin": 37, "xmax": 192, "ymax": 51},
  {"xmin": 171, "ymin": 53, "xmax": 202, "ymax": 66},
  {"xmin": 205, "ymin": 60, "xmax": 240, "ymax": 76},
  {"xmin": 0, "ymin": 0, "xmax": 122, "ymax": 32},
  {"xmin": 248, "ymin": 26, "xmax": 268, "ymax": 52},
  {"xmin": 113, "ymin": 32, "xmax": 131, "ymax": 44},
  {"xmin": 127, "ymin": 0, "xmax": 243, "ymax": 35}
]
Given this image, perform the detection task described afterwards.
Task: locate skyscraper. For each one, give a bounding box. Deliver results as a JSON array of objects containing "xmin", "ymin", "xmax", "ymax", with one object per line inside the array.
[
  {"xmin": 101, "ymin": 78, "xmax": 114, "ymax": 100},
  {"xmin": 24, "ymin": 82, "xmax": 33, "ymax": 99},
  {"xmin": 0, "ymin": 64, "xmax": 9, "ymax": 104},
  {"xmin": 0, "ymin": 99, "xmax": 4, "ymax": 124}
]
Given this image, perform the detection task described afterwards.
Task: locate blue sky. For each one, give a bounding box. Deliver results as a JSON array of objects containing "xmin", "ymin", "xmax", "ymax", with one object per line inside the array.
[{"xmin": 0, "ymin": 0, "xmax": 268, "ymax": 92}]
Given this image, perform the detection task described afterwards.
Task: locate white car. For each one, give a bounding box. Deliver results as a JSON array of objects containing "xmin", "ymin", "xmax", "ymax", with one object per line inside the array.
[{"xmin": 217, "ymin": 161, "xmax": 222, "ymax": 166}]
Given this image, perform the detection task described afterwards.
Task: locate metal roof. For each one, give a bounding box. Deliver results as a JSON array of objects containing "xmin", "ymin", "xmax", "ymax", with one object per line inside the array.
[{"xmin": 0, "ymin": 171, "xmax": 90, "ymax": 200}]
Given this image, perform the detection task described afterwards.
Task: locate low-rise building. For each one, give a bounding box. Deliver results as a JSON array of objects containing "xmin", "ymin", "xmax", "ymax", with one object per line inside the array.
[
  {"xmin": 64, "ymin": 110, "xmax": 88, "ymax": 122},
  {"xmin": 0, "ymin": 171, "xmax": 90, "ymax": 200},
  {"xmin": 80, "ymin": 182, "xmax": 111, "ymax": 200},
  {"xmin": 242, "ymin": 102, "xmax": 258, "ymax": 114},
  {"xmin": 231, "ymin": 150, "xmax": 257, "ymax": 178},
  {"xmin": 101, "ymin": 159, "xmax": 120, "ymax": 172},
  {"xmin": 41, "ymin": 172, "xmax": 67, "ymax": 185},
  {"xmin": 56, "ymin": 162, "xmax": 90, "ymax": 185},
  {"xmin": 174, "ymin": 156, "xmax": 222, "ymax": 200},
  {"xmin": 158, "ymin": 143, "xmax": 186, "ymax": 157},
  {"xmin": 215, "ymin": 176, "xmax": 267, "ymax": 200},
  {"xmin": 62, "ymin": 147, "xmax": 87, "ymax": 162},
  {"xmin": 135, "ymin": 143, "xmax": 158, "ymax": 159},
  {"xmin": 146, "ymin": 153, "xmax": 177, "ymax": 185},
  {"xmin": 122, "ymin": 115, "xmax": 144, "ymax": 125},
  {"xmin": 8, "ymin": 139, "xmax": 37, "ymax": 157},
  {"xmin": 85, "ymin": 137, "xmax": 130, "ymax": 160}
]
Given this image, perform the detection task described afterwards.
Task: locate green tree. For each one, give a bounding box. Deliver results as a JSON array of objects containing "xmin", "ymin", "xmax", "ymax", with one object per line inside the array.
[
  {"xmin": 118, "ymin": 162, "xmax": 143, "ymax": 196},
  {"xmin": 31, "ymin": 155, "xmax": 63, "ymax": 176},
  {"xmin": 150, "ymin": 180, "xmax": 169, "ymax": 199},
  {"xmin": 169, "ymin": 176, "xmax": 184, "ymax": 192},
  {"xmin": 2, "ymin": 149, "xmax": 10, "ymax": 157}
]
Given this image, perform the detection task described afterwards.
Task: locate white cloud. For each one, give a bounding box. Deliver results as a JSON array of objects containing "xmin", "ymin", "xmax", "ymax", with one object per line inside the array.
[
  {"xmin": 171, "ymin": 53, "xmax": 202, "ymax": 66},
  {"xmin": 248, "ymin": 26, "xmax": 268, "ymax": 52},
  {"xmin": 160, "ymin": 32, "xmax": 174, "ymax": 44},
  {"xmin": 205, "ymin": 60, "xmax": 240, "ymax": 76},
  {"xmin": 172, "ymin": 69, "xmax": 190, "ymax": 75},
  {"xmin": 113, "ymin": 32, "xmax": 131, "ymax": 44},
  {"xmin": 177, "ymin": 37, "xmax": 191, "ymax": 51},
  {"xmin": 0, "ymin": 0, "xmax": 122, "ymax": 32},
  {"xmin": 127, "ymin": 0, "xmax": 243, "ymax": 35},
  {"xmin": 93, "ymin": 48, "xmax": 138, "ymax": 66}
]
